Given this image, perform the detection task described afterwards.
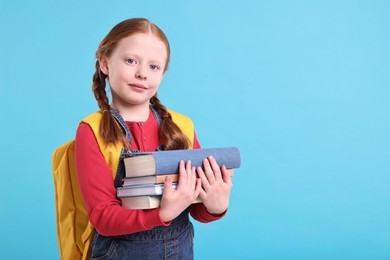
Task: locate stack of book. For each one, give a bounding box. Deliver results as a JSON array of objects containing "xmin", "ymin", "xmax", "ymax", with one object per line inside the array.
[{"xmin": 117, "ymin": 147, "xmax": 241, "ymax": 209}]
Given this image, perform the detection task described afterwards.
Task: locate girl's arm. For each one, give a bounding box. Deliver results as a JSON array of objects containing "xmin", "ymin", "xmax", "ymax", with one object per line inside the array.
[{"xmin": 75, "ymin": 123, "xmax": 171, "ymax": 236}]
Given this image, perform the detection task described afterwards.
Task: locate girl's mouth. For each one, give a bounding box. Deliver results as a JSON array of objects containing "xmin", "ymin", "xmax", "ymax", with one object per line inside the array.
[{"xmin": 129, "ymin": 83, "xmax": 148, "ymax": 91}]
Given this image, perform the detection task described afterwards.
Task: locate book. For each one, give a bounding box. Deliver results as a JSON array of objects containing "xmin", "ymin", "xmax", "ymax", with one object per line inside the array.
[
  {"xmin": 122, "ymin": 169, "xmax": 235, "ymax": 186},
  {"xmin": 117, "ymin": 183, "xmax": 178, "ymax": 198},
  {"xmin": 124, "ymin": 147, "xmax": 241, "ymax": 178},
  {"xmin": 120, "ymin": 196, "xmax": 202, "ymax": 210},
  {"xmin": 121, "ymin": 196, "xmax": 161, "ymax": 209},
  {"xmin": 122, "ymin": 174, "xmax": 179, "ymax": 186}
]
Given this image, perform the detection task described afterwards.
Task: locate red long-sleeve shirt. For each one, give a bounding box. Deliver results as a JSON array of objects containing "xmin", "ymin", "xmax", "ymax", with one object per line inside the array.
[{"xmin": 75, "ymin": 109, "xmax": 224, "ymax": 236}]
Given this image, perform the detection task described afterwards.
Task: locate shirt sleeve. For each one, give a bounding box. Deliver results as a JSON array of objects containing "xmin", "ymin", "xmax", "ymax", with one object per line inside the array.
[
  {"xmin": 75, "ymin": 123, "xmax": 170, "ymax": 236},
  {"xmin": 189, "ymin": 131, "xmax": 228, "ymax": 222},
  {"xmin": 192, "ymin": 131, "xmax": 201, "ymax": 149}
]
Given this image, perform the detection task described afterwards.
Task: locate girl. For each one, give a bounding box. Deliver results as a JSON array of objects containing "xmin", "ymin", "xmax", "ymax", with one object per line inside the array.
[{"xmin": 75, "ymin": 18, "xmax": 232, "ymax": 259}]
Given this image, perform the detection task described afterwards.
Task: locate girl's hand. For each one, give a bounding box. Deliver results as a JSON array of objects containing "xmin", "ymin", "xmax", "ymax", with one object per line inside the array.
[
  {"xmin": 197, "ymin": 156, "xmax": 232, "ymax": 215},
  {"xmin": 159, "ymin": 160, "xmax": 201, "ymax": 222}
]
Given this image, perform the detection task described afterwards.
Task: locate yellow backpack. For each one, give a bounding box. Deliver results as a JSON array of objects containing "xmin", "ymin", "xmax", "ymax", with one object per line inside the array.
[{"xmin": 52, "ymin": 109, "xmax": 194, "ymax": 260}]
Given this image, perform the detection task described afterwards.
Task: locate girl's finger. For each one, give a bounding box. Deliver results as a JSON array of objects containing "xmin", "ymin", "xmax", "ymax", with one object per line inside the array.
[
  {"xmin": 184, "ymin": 160, "xmax": 195, "ymax": 187},
  {"xmin": 208, "ymin": 156, "xmax": 223, "ymax": 182},
  {"xmin": 186, "ymin": 160, "xmax": 193, "ymax": 175},
  {"xmin": 221, "ymin": 165, "xmax": 233, "ymax": 186},
  {"xmin": 199, "ymin": 187, "xmax": 207, "ymax": 201},
  {"xmin": 190, "ymin": 166, "xmax": 197, "ymax": 187},
  {"xmin": 163, "ymin": 176, "xmax": 173, "ymax": 197},
  {"xmin": 178, "ymin": 160, "xmax": 187, "ymax": 186},
  {"xmin": 197, "ymin": 166, "xmax": 211, "ymax": 191},
  {"xmin": 193, "ymin": 178, "xmax": 202, "ymax": 198},
  {"xmin": 202, "ymin": 158, "xmax": 216, "ymax": 184}
]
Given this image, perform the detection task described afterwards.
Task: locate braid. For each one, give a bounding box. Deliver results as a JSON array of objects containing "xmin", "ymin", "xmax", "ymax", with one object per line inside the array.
[
  {"xmin": 92, "ymin": 61, "xmax": 128, "ymax": 146},
  {"xmin": 151, "ymin": 95, "xmax": 191, "ymax": 150}
]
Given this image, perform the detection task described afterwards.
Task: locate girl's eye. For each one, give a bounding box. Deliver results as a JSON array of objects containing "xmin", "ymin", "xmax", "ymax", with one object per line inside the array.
[
  {"xmin": 126, "ymin": 59, "xmax": 136, "ymax": 64},
  {"xmin": 149, "ymin": 64, "xmax": 160, "ymax": 70}
]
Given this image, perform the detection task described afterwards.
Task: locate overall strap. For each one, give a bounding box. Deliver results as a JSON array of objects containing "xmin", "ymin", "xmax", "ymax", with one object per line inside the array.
[{"xmin": 110, "ymin": 108, "xmax": 133, "ymax": 143}]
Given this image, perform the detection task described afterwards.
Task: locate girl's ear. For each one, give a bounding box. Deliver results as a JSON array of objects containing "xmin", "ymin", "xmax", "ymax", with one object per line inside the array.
[{"xmin": 99, "ymin": 57, "xmax": 109, "ymax": 75}]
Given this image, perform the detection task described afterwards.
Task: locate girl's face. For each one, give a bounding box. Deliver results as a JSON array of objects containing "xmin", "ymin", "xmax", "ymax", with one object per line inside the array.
[{"xmin": 100, "ymin": 33, "xmax": 167, "ymax": 110}]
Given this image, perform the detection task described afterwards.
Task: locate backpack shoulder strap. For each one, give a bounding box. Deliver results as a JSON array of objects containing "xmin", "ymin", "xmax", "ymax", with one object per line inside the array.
[
  {"xmin": 168, "ymin": 109, "xmax": 195, "ymax": 149},
  {"xmin": 81, "ymin": 111, "xmax": 123, "ymax": 177}
]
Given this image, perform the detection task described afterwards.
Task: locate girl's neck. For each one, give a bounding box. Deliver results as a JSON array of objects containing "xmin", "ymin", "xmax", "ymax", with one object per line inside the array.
[{"xmin": 110, "ymin": 103, "xmax": 150, "ymax": 122}]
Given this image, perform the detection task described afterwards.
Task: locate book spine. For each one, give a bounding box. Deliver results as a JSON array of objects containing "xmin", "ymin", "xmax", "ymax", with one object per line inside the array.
[
  {"xmin": 123, "ymin": 174, "xmax": 179, "ymax": 186},
  {"xmin": 117, "ymin": 183, "xmax": 178, "ymax": 198}
]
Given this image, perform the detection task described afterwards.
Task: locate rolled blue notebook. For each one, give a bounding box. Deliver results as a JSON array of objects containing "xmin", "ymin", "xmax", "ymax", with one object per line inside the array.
[{"xmin": 123, "ymin": 147, "xmax": 241, "ymax": 178}]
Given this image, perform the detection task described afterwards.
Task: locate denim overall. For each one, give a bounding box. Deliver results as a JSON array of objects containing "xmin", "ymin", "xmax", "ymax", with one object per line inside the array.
[{"xmin": 90, "ymin": 107, "xmax": 195, "ymax": 260}]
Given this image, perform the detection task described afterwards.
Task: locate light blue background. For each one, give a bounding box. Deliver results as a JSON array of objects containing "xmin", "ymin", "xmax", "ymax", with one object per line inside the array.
[{"xmin": 1, "ymin": 0, "xmax": 389, "ymax": 259}]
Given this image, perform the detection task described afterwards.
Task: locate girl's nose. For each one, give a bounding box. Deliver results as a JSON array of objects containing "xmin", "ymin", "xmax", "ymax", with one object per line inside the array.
[{"xmin": 135, "ymin": 67, "xmax": 147, "ymax": 80}]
